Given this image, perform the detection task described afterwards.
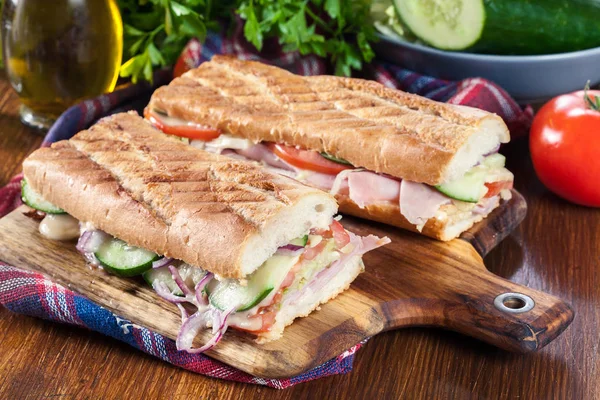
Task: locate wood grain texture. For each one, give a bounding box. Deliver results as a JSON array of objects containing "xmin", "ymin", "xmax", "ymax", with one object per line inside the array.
[
  {"xmin": 0, "ymin": 76, "xmax": 597, "ymax": 398},
  {"xmin": 0, "ymin": 189, "xmax": 572, "ymax": 378}
]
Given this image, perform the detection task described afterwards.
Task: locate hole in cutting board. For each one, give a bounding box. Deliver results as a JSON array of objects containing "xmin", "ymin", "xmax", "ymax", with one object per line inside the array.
[
  {"xmin": 494, "ymin": 292, "xmax": 534, "ymax": 314},
  {"xmin": 503, "ymin": 297, "xmax": 526, "ymax": 309}
]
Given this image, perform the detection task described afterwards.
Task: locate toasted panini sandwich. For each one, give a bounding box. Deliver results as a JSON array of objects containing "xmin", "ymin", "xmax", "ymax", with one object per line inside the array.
[
  {"xmin": 145, "ymin": 56, "xmax": 514, "ymax": 241},
  {"xmin": 21, "ymin": 112, "xmax": 389, "ymax": 351}
]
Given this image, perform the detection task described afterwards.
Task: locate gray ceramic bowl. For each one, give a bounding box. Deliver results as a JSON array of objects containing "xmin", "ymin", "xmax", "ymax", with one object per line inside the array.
[{"xmin": 373, "ymin": 34, "xmax": 600, "ymax": 104}]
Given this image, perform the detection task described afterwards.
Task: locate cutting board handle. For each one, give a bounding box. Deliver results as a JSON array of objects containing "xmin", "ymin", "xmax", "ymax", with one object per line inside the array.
[{"xmin": 380, "ymin": 242, "xmax": 574, "ymax": 352}]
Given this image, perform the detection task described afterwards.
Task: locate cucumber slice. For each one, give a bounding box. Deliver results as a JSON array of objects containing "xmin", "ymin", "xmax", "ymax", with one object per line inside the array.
[
  {"xmin": 209, "ymin": 254, "xmax": 300, "ymax": 312},
  {"xmin": 95, "ymin": 238, "xmax": 160, "ymax": 277},
  {"xmin": 143, "ymin": 267, "xmax": 183, "ymax": 296},
  {"xmin": 320, "ymin": 153, "xmax": 352, "ymax": 165},
  {"xmin": 394, "ymin": 0, "xmax": 485, "ymax": 50},
  {"xmin": 435, "ymin": 169, "xmax": 487, "ymax": 203},
  {"xmin": 289, "ymin": 235, "xmax": 308, "ymax": 246},
  {"xmin": 143, "ymin": 264, "xmax": 208, "ymax": 296},
  {"xmin": 178, "ymin": 263, "xmax": 208, "ymax": 286},
  {"xmin": 483, "ymin": 153, "xmax": 506, "ymax": 169},
  {"xmin": 21, "ymin": 179, "xmax": 65, "ymax": 214}
]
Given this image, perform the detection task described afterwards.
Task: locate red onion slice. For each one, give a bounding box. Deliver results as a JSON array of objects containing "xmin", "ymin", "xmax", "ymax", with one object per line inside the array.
[
  {"xmin": 153, "ymin": 281, "xmax": 188, "ymax": 303},
  {"xmin": 152, "ymin": 257, "xmax": 174, "ymax": 269},
  {"xmin": 76, "ymin": 230, "xmax": 108, "ymax": 265},
  {"xmin": 194, "ymin": 272, "xmax": 213, "ymax": 305},
  {"xmin": 176, "ymin": 306, "xmax": 235, "ymax": 354},
  {"xmin": 276, "ymin": 243, "xmax": 305, "ymax": 257},
  {"xmin": 279, "ymin": 243, "xmax": 304, "ymax": 251},
  {"xmin": 168, "ymin": 265, "xmax": 193, "ymax": 297},
  {"xmin": 176, "ymin": 304, "xmax": 189, "ymax": 322},
  {"xmin": 276, "ymin": 248, "xmax": 305, "ymax": 257},
  {"xmin": 76, "ymin": 231, "xmax": 93, "ymax": 254}
]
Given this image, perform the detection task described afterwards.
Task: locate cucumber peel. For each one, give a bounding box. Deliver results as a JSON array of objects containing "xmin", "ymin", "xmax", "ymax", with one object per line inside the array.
[
  {"xmin": 95, "ymin": 238, "xmax": 160, "ymax": 277},
  {"xmin": 209, "ymin": 254, "xmax": 300, "ymax": 312},
  {"xmin": 435, "ymin": 169, "xmax": 487, "ymax": 203},
  {"xmin": 21, "ymin": 179, "xmax": 65, "ymax": 214},
  {"xmin": 289, "ymin": 235, "xmax": 308, "ymax": 246}
]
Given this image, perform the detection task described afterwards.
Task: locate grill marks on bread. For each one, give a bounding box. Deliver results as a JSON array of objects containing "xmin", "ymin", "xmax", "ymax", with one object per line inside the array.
[
  {"xmin": 149, "ymin": 55, "xmax": 508, "ymax": 185},
  {"xmin": 67, "ymin": 114, "xmax": 295, "ymax": 229},
  {"xmin": 23, "ymin": 112, "xmax": 334, "ymax": 277}
]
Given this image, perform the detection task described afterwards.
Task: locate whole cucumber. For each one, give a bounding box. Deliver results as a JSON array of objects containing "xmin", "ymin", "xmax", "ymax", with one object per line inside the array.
[
  {"xmin": 472, "ymin": 0, "xmax": 600, "ymax": 55},
  {"xmin": 394, "ymin": 0, "xmax": 600, "ymax": 54}
]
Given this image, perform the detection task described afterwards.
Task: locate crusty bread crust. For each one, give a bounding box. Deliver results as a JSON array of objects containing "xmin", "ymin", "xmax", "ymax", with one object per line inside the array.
[
  {"xmin": 336, "ymin": 195, "xmax": 500, "ymax": 241},
  {"xmin": 22, "ymin": 112, "xmax": 337, "ymax": 279},
  {"xmin": 148, "ymin": 55, "xmax": 510, "ymax": 186}
]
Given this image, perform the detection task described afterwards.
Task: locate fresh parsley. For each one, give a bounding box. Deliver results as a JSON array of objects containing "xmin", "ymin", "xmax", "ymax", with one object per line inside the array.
[
  {"xmin": 118, "ymin": 0, "xmax": 214, "ymax": 83},
  {"xmin": 237, "ymin": 0, "xmax": 377, "ymax": 76},
  {"xmin": 118, "ymin": 0, "xmax": 377, "ymax": 82}
]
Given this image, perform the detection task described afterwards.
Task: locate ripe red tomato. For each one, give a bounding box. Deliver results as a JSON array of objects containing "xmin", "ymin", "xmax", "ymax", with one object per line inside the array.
[
  {"xmin": 484, "ymin": 181, "xmax": 513, "ymax": 198},
  {"xmin": 329, "ymin": 220, "xmax": 351, "ymax": 248},
  {"xmin": 530, "ymin": 88, "xmax": 600, "ymax": 207},
  {"xmin": 267, "ymin": 143, "xmax": 352, "ymax": 175},
  {"xmin": 144, "ymin": 108, "xmax": 221, "ymax": 141}
]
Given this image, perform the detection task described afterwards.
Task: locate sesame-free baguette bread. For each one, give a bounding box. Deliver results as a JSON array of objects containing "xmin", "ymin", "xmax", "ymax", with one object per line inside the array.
[
  {"xmin": 148, "ymin": 55, "xmax": 510, "ymax": 186},
  {"xmin": 22, "ymin": 112, "xmax": 337, "ymax": 279}
]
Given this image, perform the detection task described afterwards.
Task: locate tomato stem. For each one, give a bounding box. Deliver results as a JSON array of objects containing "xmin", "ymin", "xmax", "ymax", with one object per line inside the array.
[{"xmin": 583, "ymin": 80, "xmax": 600, "ymax": 111}]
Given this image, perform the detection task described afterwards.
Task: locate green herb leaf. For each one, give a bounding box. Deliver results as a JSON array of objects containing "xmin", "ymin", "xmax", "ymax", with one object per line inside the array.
[
  {"xmin": 324, "ymin": 0, "xmax": 340, "ymax": 19},
  {"xmin": 118, "ymin": 0, "xmax": 378, "ymax": 82}
]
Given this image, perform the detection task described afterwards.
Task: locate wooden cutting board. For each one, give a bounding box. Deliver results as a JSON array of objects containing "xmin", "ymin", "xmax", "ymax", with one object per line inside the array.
[{"xmin": 0, "ymin": 190, "xmax": 574, "ymax": 379}]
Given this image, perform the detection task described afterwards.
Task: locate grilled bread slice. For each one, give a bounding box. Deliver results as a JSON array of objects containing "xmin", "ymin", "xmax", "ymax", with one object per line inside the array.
[
  {"xmin": 22, "ymin": 112, "xmax": 337, "ymax": 279},
  {"xmin": 148, "ymin": 55, "xmax": 510, "ymax": 186}
]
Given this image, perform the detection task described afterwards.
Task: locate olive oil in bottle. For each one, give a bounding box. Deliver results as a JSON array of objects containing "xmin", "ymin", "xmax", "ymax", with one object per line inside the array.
[{"xmin": 1, "ymin": 0, "xmax": 123, "ymax": 130}]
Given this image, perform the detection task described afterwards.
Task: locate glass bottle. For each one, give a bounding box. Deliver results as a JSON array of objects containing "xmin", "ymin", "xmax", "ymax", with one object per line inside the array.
[{"xmin": 1, "ymin": 0, "xmax": 123, "ymax": 130}]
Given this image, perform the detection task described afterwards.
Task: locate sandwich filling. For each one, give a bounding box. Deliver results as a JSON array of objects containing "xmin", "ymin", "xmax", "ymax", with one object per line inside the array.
[
  {"xmin": 23, "ymin": 180, "xmax": 389, "ymax": 352},
  {"xmin": 145, "ymin": 109, "xmax": 514, "ymax": 232}
]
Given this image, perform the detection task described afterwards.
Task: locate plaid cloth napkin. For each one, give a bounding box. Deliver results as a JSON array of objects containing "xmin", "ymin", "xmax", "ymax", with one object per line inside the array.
[{"xmin": 0, "ymin": 29, "xmax": 534, "ymax": 389}]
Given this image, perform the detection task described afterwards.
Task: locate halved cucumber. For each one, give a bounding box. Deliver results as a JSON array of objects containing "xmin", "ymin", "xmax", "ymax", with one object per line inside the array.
[
  {"xmin": 209, "ymin": 254, "xmax": 300, "ymax": 312},
  {"xmin": 394, "ymin": 0, "xmax": 486, "ymax": 50},
  {"xmin": 143, "ymin": 267, "xmax": 183, "ymax": 295},
  {"xmin": 435, "ymin": 169, "xmax": 487, "ymax": 203},
  {"xmin": 21, "ymin": 179, "xmax": 65, "ymax": 214},
  {"xmin": 435, "ymin": 154, "xmax": 508, "ymax": 202},
  {"xmin": 95, "ymin": 238, "xmax": 160, "ymax": 277}
]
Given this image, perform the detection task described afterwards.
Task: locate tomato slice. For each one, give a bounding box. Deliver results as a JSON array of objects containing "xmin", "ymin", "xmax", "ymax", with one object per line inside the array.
[
  {"xmin": 303, "ymin": 240, "xmax": 327, "ymax": 261},
  {"xmin": 266, "ymin": 143, "xmax": 352, "ymax": 175},
  {"xmin": 484, "ymin": 181, "xmax": 513, "ymax": 198},
  {"xmin": 144, "ymin": 108, "xmax": 221, "ymax": 141},
  {"xmin": 330, "ymin": 220, "xmax": 351, "ymax": 248}
]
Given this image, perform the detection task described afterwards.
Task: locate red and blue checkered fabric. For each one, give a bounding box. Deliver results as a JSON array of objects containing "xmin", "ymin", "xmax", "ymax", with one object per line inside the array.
[{"xmin": 0, "ymin": 29, "xmax": 533, "ymax": 388}]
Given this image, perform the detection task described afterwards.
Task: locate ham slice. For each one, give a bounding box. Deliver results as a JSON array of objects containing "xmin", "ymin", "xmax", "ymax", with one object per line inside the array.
[
  {"xmin": 211, "ymin": 140, "xmax": 453, "ymax": 229},
  {"xmin": 236, "ymin": 144, "xmax": 294, "ymax": 171},
  {"xmin": 300, "ymin": 171, "xmax": 338, "ymax": 191},
  {"xmin": 331, "ymin": 170, "xmax": 401, "ymax": 208},
  {"xmin": 347, "ymin": 171, "xmax": 400, "ymax": 208},
  {"xmin": 400, "ymin": 181, "xmax": 451, "ymax": 228}
]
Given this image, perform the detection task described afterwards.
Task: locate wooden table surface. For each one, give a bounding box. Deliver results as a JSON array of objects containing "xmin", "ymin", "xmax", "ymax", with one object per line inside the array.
[{"xmin": 0, "ymin": 76, "xmax": 597, "ymax": 399}]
